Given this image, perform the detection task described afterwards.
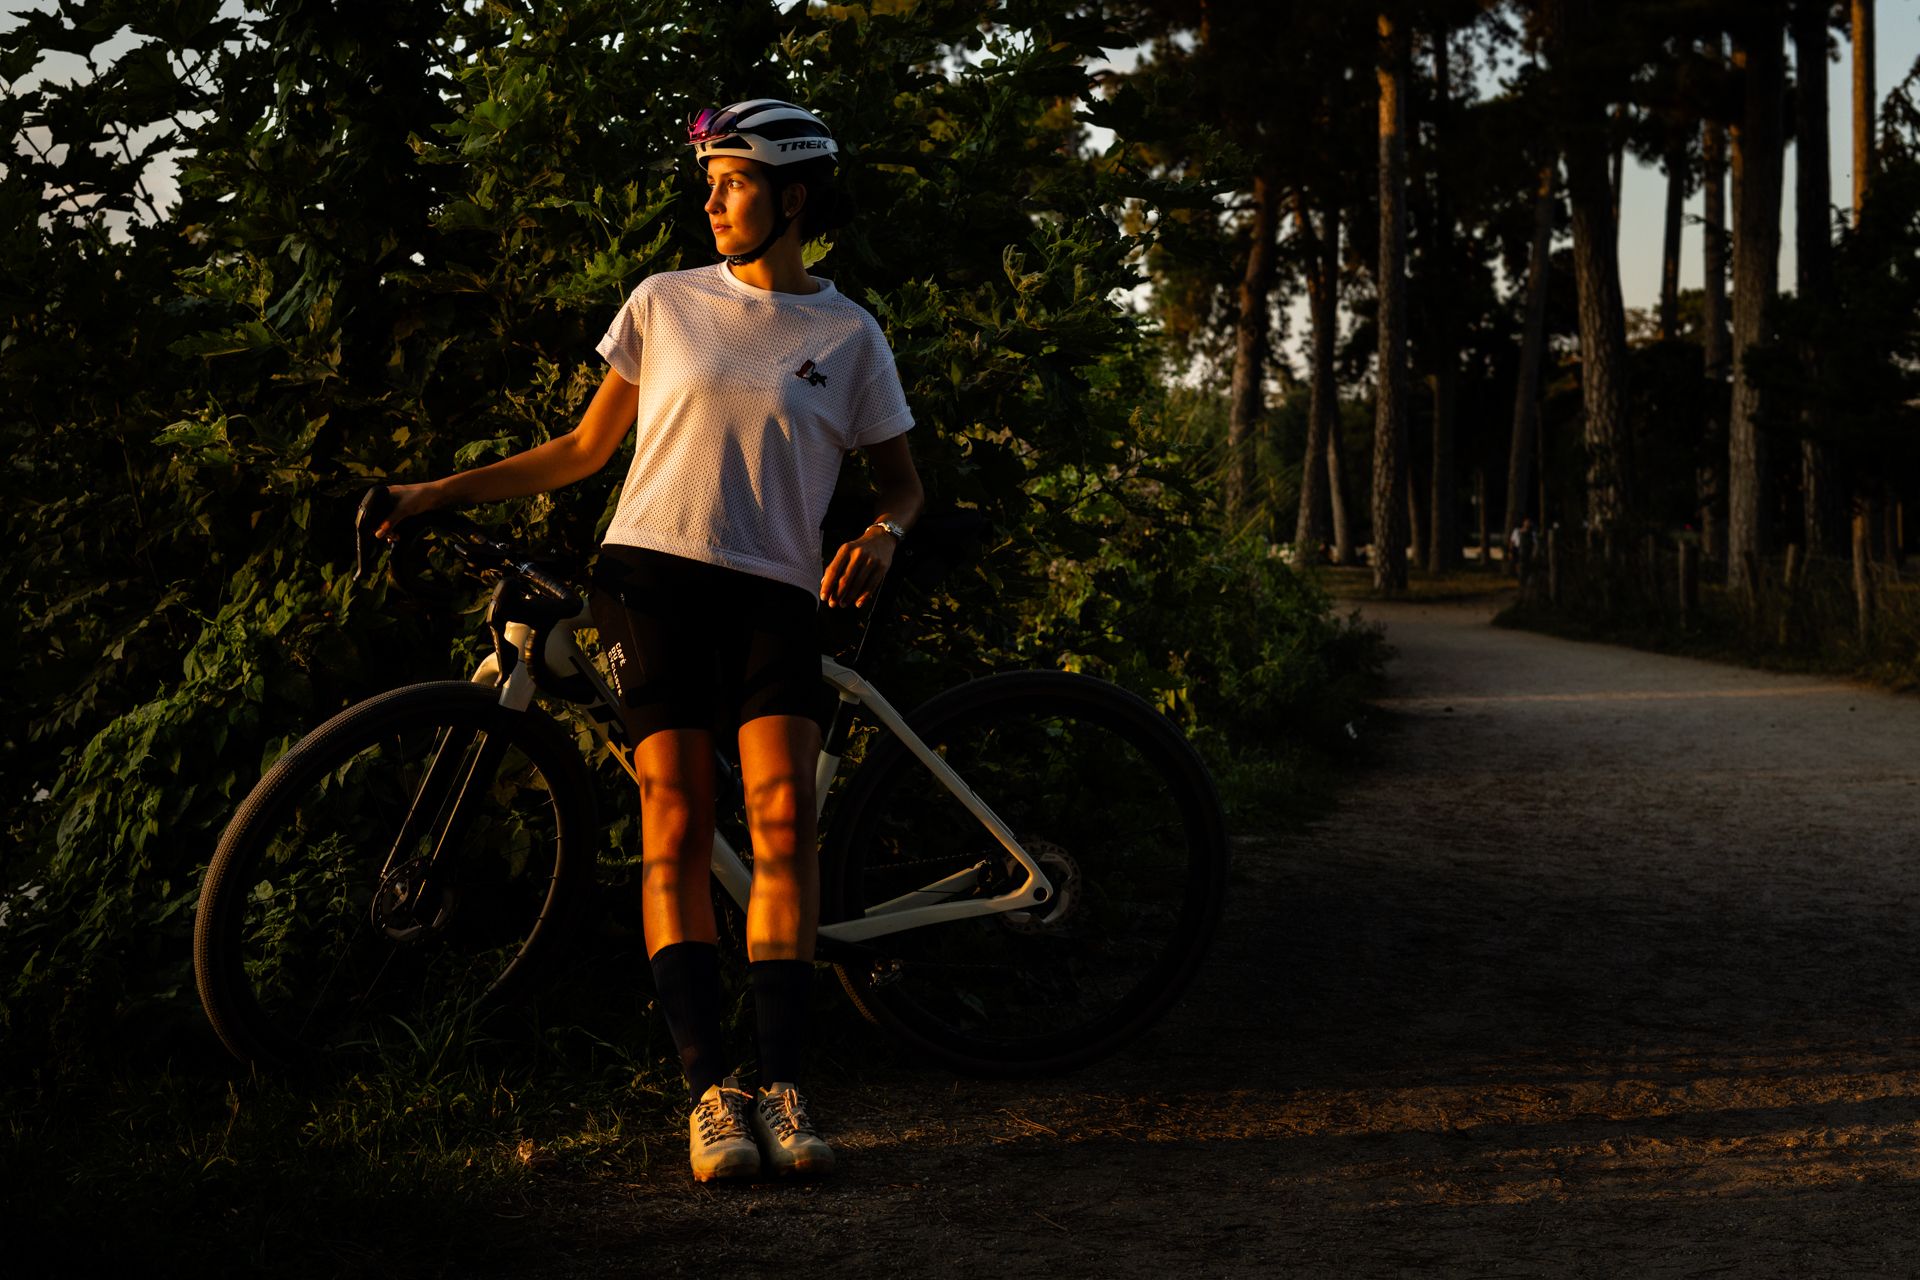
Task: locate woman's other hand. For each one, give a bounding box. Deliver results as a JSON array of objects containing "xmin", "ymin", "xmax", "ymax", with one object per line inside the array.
[
  {"xmin": 820, "ymin": 526, "xmax": 899, "ymax": 608},
  {"xmin": 374, "ymin": 480, "xmax": 447, "ymax": 541}
]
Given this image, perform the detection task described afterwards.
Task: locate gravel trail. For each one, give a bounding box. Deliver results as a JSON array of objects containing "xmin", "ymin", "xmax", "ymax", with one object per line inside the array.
[{"xmin": 509, "ymin": 598, "xmax": 1920, "ymax": 1278}]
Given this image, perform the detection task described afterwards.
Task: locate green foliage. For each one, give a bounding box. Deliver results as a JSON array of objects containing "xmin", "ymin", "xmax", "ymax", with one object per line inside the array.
[
  {"xmin": 1, "ymin": 0, "xmax": 1377, "ymax": 1062},
  {"xmin": 1013, "ymin": 392, "xmax": 1379, "ymax": 745}
]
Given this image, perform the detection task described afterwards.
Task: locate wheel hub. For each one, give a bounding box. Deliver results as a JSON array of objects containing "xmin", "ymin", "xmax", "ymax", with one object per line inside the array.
[
  {"xmin": 372, "ymin": 858, "xmax": 457, "ymax": 942},
  {"xmin": 999, "ymin": 838, "xmax": 1080, "ymax": 934}
]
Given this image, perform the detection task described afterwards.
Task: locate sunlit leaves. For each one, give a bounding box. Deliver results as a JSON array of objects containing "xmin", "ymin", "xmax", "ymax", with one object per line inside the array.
[{"xmin": 0, "ymin": 0, "xmax": 1378, "ymax": 1063}]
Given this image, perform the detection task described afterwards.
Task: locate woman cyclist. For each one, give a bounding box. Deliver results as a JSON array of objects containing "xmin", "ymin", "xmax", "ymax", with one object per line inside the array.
[{"xmin": 378, "ymin": 98, "xmax": 923, "ymax": 1182}]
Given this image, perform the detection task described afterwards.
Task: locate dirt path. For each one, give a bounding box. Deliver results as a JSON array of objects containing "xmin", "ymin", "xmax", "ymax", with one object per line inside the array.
[{"xmin": 509, "ymin": 599, "xmax": 1920, "ymax": 1277}]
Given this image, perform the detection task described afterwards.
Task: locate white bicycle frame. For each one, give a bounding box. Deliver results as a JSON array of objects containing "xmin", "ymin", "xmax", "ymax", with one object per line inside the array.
[{"xmin": 473, "ymin": 608, "xmax": 1056, "ymax": 944}]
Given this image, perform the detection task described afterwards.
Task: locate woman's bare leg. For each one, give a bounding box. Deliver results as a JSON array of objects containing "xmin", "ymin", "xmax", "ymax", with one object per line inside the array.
[
  {"xmin": 634, "ymin": 727, "xmax": 718, "ymax": 955},
  {"xmin": 736, "ymin": 713, "xmax": 822, "ymax": 961},
  {"xmin": 734, "ymin": 713, "xmax": 833, "ymax": 1173}
]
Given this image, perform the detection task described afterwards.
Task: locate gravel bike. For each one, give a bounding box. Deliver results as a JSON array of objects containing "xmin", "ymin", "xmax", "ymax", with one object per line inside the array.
[{"xmin": 192, "ymin": 490, "xmax": 1230, "ymax": 1076}]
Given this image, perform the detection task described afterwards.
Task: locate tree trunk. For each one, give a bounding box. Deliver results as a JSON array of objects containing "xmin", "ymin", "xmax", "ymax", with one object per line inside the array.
[
  {"xmin": 1407, "ymin": 450, "xmax": 1426, "ymax": 570},
  {"xmin": 1372, "ymin": 11, "xmax": 1410, "ymax": 592},
  {"xmin": 1659, "ymin": 132, "xmax": 1686, "ymax": 340},
  {"xmin": 1844, "ymin": 0, "xmax": 1895, "ymax": 569},
  {"xmin": 1428, "ymin": 22, "xmax": 1459, "ymax": 573},
  {"xmin": 1845, "ymin": 0, "xmax": 1876, "ymax": 619},
  {"xmin": 1476, "ymin": 465, "xmax": 1490, "ymax": 567},
  {"xmin": 1327, "ymin": 410, "xmax": 1354, "ymax": 564},
  {"xmin": 1853, "ymin": 0, "xmax": 1875, "ymax": 219},
  {"xmin": 1226, "ymin": 172, "xmax": 1279, "ymax": 533},
  {"xmin": 1567, "ymin": 129, "xmax": 1634, "ymax": 533},
  {"xmin": 1547, "ymin": 0, "xmax": 1633, "ymax": 536},
  {"xmin": 1293, "ymin": 198, "xmax": 1338, "ymax": 558},
  {"xmin": 1608, "ymin": 102, "xmax": 1627, "ymax": 242},
  {"xmin": 1793, "ymin": 0, "xmax": 1841, "ymax": 556},
  {"xmin": 1701, "ymin": 60, "xmax": 1730, "ymax": 563},
  {"xmin": 1853, "ymin": 503, "xmax": 1875, "ymax": 645},
  {"xmin": 1505, "ymin": 161, "xmax": 1555, "ymax": 538},
  {"xmin": 1728, "ymin": 19, "xmax": 1786, "ymax": 585},
  {"xmin": 1850, "ymin": 0, "xmax": 1876, "ymax": 633},
  {"xmin": 1429, "ymin": 372, "xmax": 1457, "ymax": 571}
]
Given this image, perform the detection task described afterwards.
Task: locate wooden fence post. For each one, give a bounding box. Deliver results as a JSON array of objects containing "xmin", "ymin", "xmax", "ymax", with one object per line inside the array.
[
  {"xmin": 1547, "ymin": 527, "xmax": 1561, "ymax": 606},
  {"xmin": 1475, "ymin": 467, "xmax": 1490, "ymax": 571},
  {"xmin": 1779, "ymin": 544, "xmax": 1803, "ymax": 647},
  {"xmin": 1679, "ymin": 541, "xmax": 1699, "ymax": 624},
  {"xmin": 1643, "ymin": 532, "xmax": 1660, "ymax": 609},
  {"xmin": 1854, "ymin": 511, "xmax": 1875, "ymax": 649}
]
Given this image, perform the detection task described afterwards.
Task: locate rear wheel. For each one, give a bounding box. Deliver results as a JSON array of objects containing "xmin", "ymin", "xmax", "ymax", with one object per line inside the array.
[
  {"xmin": 824, "ymin": 670, "xmax": 1229, "ymax": 1075},
  {"xmin": 193, "ymin": 681, "xmax": 597, "ymax": 1069}
]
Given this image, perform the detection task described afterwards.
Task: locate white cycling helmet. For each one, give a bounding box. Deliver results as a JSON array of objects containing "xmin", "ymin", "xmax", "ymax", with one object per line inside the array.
[
  {"xmin": 689, "ymin": 99, "xmax": 840, "ymax": 264},
  {"xmin": 688, "ymin": 99, "xmax": 838, "ymax": 168}
]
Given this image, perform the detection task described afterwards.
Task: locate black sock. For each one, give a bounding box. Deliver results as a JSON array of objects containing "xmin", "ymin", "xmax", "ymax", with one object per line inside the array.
[
  {"xmin": 649, "ymin": 941, "xmax": 728, "ymax": 1104},
  {"xmin": 750, "ymin": 959, "xmax": 815, "ymax": 1087}
]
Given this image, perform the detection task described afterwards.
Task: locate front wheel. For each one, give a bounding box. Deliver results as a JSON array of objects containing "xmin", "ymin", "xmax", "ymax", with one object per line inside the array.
[
  {"xmin": 824, "ymin": 670, "xmax": 1230, "ymax": 1076},
  {"xmin": 193, "ymin": 681, "xmax": 598, "ymax": 1069}
]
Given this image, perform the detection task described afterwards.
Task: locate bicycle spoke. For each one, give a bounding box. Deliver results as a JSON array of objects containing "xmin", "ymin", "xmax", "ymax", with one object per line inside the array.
[
  {"xmin": 380, "ymin": 725, "xmax": 480, "ymax": 880},
  {"xmin": 198, "ymin": 686, "xmax": 586, "ymax": 1067},
  {"xmin": 829, "ymin": 672, "xmax": 1227, "ymax": 1073}
]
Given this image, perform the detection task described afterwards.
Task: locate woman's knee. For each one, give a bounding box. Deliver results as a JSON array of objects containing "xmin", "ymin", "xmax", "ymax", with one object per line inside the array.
[
  {"xmin": 634, "ymin": 745, "xmax": 716, "ymax": 863},
  {"xmin": 744, "ymin": 773, "xmax": 812, "ymax": 838}
]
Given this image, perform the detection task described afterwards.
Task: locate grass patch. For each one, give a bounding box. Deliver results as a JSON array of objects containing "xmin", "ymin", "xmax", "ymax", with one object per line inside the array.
[
  {"xmin": 1307, "ymin": 563, "xmax": 1519, "ymax": 604},
  {"xmin": 1198, "ymin": 728, "xmax": 1370, "ymax": 841},
  {"xmin": 5, "ymin": 1010, "xmax": 672, "ymax": 1272},
  {"xmin": 1, "ymin": 939, "xmax": 911, "ymax": 1274}
]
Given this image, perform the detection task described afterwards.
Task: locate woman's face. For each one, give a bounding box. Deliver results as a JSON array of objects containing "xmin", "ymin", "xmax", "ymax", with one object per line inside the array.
[{"xmin": 703, "ymin": 156, "xmax": 797, "ymax": 257}]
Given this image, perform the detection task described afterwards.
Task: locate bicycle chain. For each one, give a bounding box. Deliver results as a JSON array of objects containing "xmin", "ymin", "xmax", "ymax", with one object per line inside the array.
[{"xmin": 864, "ymin": 854, "xmax": 995, "ymax": 878}]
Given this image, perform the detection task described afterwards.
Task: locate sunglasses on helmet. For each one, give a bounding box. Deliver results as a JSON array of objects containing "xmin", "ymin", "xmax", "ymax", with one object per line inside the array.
[{"xmin": 687, "ymin": 107, "xmax": 742, "ymax": 145}]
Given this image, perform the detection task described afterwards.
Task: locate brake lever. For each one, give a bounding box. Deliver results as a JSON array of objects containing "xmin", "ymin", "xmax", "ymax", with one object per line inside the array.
[{"xmin": 354, "ymin": 485, "xmax": 394, "ymax": 583}]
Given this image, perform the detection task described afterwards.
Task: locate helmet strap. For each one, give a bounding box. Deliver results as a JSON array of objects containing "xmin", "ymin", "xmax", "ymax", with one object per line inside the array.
[{"xmin": 725, "ymin": 209, "xmax": 793, "ymax": 266}]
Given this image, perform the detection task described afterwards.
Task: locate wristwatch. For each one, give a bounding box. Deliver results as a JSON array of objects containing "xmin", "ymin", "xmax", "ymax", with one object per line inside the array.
[{"xmin": 868, "ymin": 517, "xmax": 908, "ymax": 542}]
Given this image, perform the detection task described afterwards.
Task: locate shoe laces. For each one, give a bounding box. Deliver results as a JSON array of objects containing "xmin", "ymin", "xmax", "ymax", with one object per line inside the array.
[
  {"xmin": 693, "ymin": 1086, "xmax": 753, "ymax": 1143},
  {"xmin": 758, "ymin": 1088, "xmax": 817, "ymax": 1140}
]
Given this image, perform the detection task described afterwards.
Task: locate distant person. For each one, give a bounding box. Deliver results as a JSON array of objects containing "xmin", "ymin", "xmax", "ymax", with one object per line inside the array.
[{"xmin": 1508, "ymin": 516, "xmax": 1536, "ymax": 579}]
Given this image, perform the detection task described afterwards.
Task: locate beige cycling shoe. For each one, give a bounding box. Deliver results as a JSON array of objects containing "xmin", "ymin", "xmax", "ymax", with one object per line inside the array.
[
  {"xmin": 689, "ymin": 1077, "xmax": 760, "ymax": 1183},
  {"xmin": 751, "ymin": 1082, "xmax": 835, "ymax": 1177}
]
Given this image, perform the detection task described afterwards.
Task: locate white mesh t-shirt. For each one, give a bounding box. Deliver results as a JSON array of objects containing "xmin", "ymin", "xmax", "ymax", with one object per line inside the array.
[{"xmin": 594, "ymin": 264, "xmax": 914, "ymax": 596}]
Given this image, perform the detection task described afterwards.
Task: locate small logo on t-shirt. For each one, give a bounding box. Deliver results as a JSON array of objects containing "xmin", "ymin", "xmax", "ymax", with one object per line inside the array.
[{"xmin": 794, "ymin": 359, "xmax": 827, "ymax": 388}]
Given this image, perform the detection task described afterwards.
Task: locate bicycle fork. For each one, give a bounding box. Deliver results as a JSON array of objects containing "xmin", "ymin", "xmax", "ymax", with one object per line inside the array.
[{"xmin": 371, "ymin": 620, "xmax": 548, "ymax": 941}]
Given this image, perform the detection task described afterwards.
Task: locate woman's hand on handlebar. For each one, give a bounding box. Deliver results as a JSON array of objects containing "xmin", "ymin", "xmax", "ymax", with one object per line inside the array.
[{"xmin": 374, "ymin": 481, "xmax": 447, "ymax": 540}]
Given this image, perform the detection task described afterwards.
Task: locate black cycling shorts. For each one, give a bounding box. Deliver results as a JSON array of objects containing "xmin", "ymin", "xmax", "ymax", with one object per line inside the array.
[{"xmin": 587, "ymin": 545, "xmax": 831, "ymax": 745}]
